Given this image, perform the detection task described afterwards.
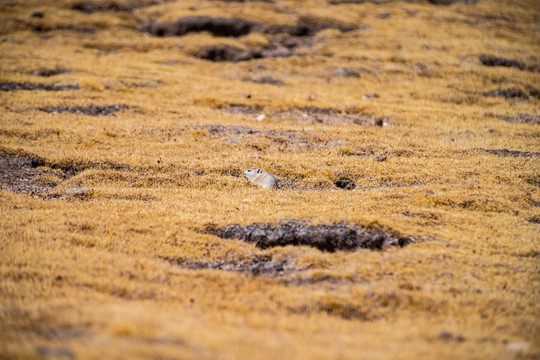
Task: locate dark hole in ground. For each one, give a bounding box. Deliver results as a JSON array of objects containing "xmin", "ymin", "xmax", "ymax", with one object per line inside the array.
[
  {"xmin": 472, "ymin": 148, "xmax": 540, "ymax": 158},
  {"xmin": 32, "ymin": 68, "xmax": 71, "ymax": 77},
  {"xmin": 479, "ymin": 54, "xmax": 526, "ymax": 71},
  {"xmin": 334, "ymin": 176, "xmax": 356, "ymax": 190},
  {"xmin": 41, "ymin": 105, "xmax": 132, "ymax": 116},
  {"xmin": 0, "ymin": 82, "xmax": 79, "ymax": 92},
  {"xmin": 202, "ymin": 220, "xmax": 412, "ymax": 252}
]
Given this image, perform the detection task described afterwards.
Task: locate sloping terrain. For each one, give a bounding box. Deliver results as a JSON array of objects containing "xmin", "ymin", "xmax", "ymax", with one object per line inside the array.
[{"xmin": 0, "ymin": 0, "xmax": 539, "ymax": 359}]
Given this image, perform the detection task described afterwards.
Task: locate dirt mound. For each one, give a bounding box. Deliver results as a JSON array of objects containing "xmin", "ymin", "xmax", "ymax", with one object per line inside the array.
[{"xmin": 203, "ymin": 220, "xmax": 412, "ymax": 252}]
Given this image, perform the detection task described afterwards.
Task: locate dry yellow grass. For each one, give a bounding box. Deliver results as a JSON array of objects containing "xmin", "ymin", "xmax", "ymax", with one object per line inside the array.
[{"xmin": 0, "ymin": 0, "xmax": 539, "ymax": 359}]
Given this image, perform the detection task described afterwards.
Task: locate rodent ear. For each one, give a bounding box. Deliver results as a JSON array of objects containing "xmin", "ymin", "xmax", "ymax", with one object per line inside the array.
[{"xmin": 256, "ymin": 169, "xmax": 261, "ymax": 173}]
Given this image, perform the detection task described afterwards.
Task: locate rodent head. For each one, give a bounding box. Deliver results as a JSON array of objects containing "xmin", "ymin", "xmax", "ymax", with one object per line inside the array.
[{"xmin": 243, "ymin": 168, "xmax": 261, "ymax": 180}]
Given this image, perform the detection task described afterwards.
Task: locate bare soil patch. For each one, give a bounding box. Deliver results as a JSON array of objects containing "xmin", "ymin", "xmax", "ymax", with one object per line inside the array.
[
  {"xmin": 276, "ymin": 107, "xmax": 387, "ymax": 126},
  {"xmin": 0, "ymin": 155, "xmax": 76, "ymax": 194},
  {"xmin": 180, "ymin": 124, "xmax": 287, "ymax": 137},
  {"xmin": 491, "ymin": 113, "xmax": 540, "ymax": 125},
  {"xmin": 472, "ymin": 148, "xmax": 540, "ymax": 158},
  {"xmin": 242, "ymin": 76, "xmax": 285, "ymax": 85},
  {"xmin": 172, "ymin": 255, "xmax": 298, "ymax": 277},
  {"xmin": 0, "ymin": 82, "xmax": 79, "ymax": 91},
  {"xmin": 31, "ymin": 24, "xmax": 96, "ymax": 34},
  {"xmin": 72, "ymin": 0, "xmax": 158, "ymax": 13},
  {"xmin": 144, "ymin": 17, "xmax": 355, "ymax": 38},
  {"xmin": 223, "ymin": 105, "xmax": 262, "ymax": 115},
  {"xmin": 144, "ymin": 17, "xmax": 356, "ymax": 61},
  {"xmin": 483, "ymin": 86, "xmax": 538, "ymax": 100},
  {"xmin": 196, "ymin": 45, "xmax": 258, "ymax": 62},
  {"xmin": 41, "ymin": 104, "xmax": 132, "ymax": 116},
  {"xmin": 144, "ymin": 17, "xmax": 258, "ymax": 38},
  {"xmin": 202, "ymin": 220, "xmax": 412, "ymax": 252}
]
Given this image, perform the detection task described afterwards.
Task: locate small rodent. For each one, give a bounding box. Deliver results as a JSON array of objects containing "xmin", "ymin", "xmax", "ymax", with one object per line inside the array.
[{"xmin": 243, "ymin": 168, "xmax": 277, "ymax": 189}]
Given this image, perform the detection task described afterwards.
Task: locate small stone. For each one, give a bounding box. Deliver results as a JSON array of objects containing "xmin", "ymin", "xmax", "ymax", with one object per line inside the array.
[
  {"xmin": 256, "ymin": 114, "xmax": 266, "ymax": 121},
  {"xmin": 55, "ymin": 275, "xmax": 63, "ymax": 281}
]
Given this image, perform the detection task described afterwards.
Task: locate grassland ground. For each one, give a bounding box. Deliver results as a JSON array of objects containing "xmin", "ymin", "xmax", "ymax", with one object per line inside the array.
[{"xmin": 0, "ymin": 0, "xmax": 539, "ymax": 359}]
